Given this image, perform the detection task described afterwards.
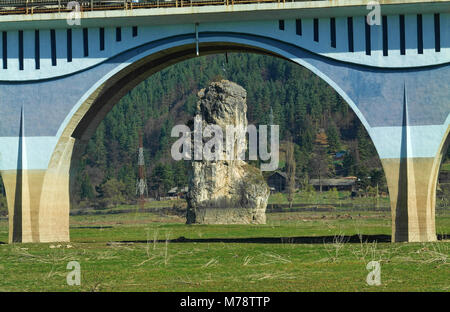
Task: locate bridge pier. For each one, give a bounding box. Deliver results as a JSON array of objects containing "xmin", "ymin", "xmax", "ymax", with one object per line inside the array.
[
  {"xmin": 383, "ymin": 157, "xmax": 439, "ymax": 242},
  {"xmin": 383, "ymin": 121, "xmax": 449, "ymax": 242},
  {"xmin": 1, "ymin": 136, "xmax": 74, "ymax": 243}
]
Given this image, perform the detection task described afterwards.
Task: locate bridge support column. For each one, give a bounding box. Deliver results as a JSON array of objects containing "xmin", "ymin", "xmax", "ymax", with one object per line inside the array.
[
  {"xmin": 382, "ymin": 157, "xmax": 441, "ymax": 242},
  {"xmin": 1, "ymin": 136, "xmax": 74, "ymax": 243},
  {"xmin": 371, "ymin": 85, "xmax": 448, "ymax": 242}
]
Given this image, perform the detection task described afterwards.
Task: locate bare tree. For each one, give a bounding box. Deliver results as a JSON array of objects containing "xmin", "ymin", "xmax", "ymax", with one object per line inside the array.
[
  {"xmin": 285, "ymin": 140, "xmax": 296, "ymax": 209},
  {"xmin": 310, "ymin": 129, "xmax": 332, "ymax": 192}
]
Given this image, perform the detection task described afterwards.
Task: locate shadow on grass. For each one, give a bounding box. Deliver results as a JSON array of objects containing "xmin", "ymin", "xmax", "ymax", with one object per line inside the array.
[
  {"xmin": 0, "ymin": 235, "xmax": 447, "ymax": 245},
  {"xmin": 70, "ymin": 226, "xmax": 114, "ymax": 229},
  {"xmin": 110, "ymin": 234, "xmax": 449, "ymax": 245}
]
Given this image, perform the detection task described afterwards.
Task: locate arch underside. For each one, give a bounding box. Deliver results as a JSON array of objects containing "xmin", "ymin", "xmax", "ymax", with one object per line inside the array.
[
  {"xmin": 63, "ymin": 33, "xmax": 379, "ymax": 163},
  {"xmin": 54, "ymin": 32, "xmax": 450, "ymax": 163},
  {"xmin": 71, "ymin": 42, "xmax": 283, "ymax": 145}
]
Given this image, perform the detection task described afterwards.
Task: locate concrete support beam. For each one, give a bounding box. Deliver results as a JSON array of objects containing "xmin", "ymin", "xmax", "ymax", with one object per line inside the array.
[
  {"xmin": 382, "ymin": 157, "xmax": 441, "ymax": 242},
  {"xmin": 1, "ymin": 136, "xmax": 74, "ymax": 243}
]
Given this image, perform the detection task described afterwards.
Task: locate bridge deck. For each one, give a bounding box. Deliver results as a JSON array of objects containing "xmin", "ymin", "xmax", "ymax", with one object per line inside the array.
[
  {"xmin": 0, "ymin": 0, "xmax": 449, "ymax": 29},
  {"xmin": 6, "ymin": 0, "xmax": 316, "ymax": 15}
]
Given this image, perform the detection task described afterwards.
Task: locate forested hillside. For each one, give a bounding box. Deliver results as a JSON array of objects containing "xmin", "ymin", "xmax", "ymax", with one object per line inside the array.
[{"xmin": 71, "ymin": 53, "xmax": 385, "ymax": 208}]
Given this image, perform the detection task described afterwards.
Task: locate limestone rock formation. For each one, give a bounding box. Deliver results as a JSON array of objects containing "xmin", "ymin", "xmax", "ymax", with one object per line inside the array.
[{"xmin": 186, "ymin": 80, "xmax": 270, "ymax": 224}]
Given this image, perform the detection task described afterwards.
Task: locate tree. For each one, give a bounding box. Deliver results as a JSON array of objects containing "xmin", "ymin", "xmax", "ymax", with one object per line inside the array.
[
  {"xmin": 326, "ymin": 122, "xmax": 341, "ymax": 153},
  {"xmin": 118, "ymin": 164, "xmax": 136, "ymax": 199},
  {"xmin": 173, "ymin": 161, "xmax": 188, "ymax": 187},
  {"xmin": 294, "ymin": 144, "xmax": 309, "ymax": 181},
  {"xmin": 97, "ymin": 178, "xmax": 127, "ymax": 208},
  {"xmin": 151, "ymin": 163, "xmax": 174, "ymax": 199},
  {"xmin": 79, "ymin": 171, "xmax": 94, "ymax": 201},
  {"xmin": 309, "ymin": 129, "xmax": 333, "ymax": 192},
  {"xmin": 445, "ymin": 144, "xmax": 450, "ymax": 162},
  {"xmin": 356, "ymin": 166, "xmax": 370, "ymax": 196},
  {"xmin": 370, "ymin": 169, "xmax": 384, "ymax": 188},
  {"xmin": 342, "ymin": 151, "xmax": 356, "ymax": 176},
  {"xmin": 356, "ymin": 124, "xmax": 372, "ymax": 162},
  {"xmin": 0, "ymin": 177, "xmax": 6, "ymax": 215},
  {"xmin": 285, "ymin": 140, "xmax": 296, "ymax": 209},
  {"xmin": 86, "ymin": 123, "xmax": 107, "ymax": 168}
]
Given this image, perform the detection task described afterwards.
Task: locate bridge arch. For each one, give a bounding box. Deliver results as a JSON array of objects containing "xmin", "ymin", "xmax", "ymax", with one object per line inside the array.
[
  {"xmin": 4, "ymin": 31, "xmax": 448, "ymax": 243},
  {"xmin": 36, "ymin": 33, "xmax": 383, "ymax": 241},
  {"xmin": 52, "ymin": 33, "xmax": 373, "ymax": 167}
]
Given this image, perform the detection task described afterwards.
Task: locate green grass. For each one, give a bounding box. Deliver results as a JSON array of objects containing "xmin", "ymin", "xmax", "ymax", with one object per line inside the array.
[
  {"xmin": 0, "ymin": 208, "xmax": 449, "ymax": 292},
  {"xmin": 268, "ymin": 191, "xmax": 391, "ymax": 208},
  {"xmin": 441, "ymin": 162, "xmax": 450, "ymax": 172}
]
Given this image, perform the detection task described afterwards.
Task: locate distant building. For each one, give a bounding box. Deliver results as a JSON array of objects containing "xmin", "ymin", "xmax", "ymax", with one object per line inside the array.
[
  {"xmin": 179, "ymin": 186, "xmax": 189, "ymax": 198},
  {"xmin": 267, "ymin": 171, "xmax": 287, "ymax": 192},
  {"xmin": 310, "ymin": 177, "xmax": 357, "ymax": 192},
  {"xmin": 167, "ymin": 187, "xmax": 179, "ymax": 198},
  {"xmin": 167, "ymin": 186, "xmax": 189, "ymax": 198}
]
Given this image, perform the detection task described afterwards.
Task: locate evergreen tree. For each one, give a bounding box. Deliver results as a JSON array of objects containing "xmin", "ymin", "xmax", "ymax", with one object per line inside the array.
[
  {"xmin": 79, "ymin": 171, "xmax": 94, "ymax": 201},
  {"xmin": 309, "ymin": 129, "xmax": 333, "ymax": 192},
  {"xmin": 342, "ymin": 152, "xmax": 356, "ymax": 176},
  {"xmin": 326, "ymin": 122, "xmax": 341, "ymax": 153},
  {"xmin": 356, "ymin": 124, "xmax": 372, "ymax": 162}
]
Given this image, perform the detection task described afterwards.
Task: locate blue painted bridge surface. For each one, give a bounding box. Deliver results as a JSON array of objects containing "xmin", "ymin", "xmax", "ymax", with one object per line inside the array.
[
  {"xmin": 0, "ymin": 23, "xmax": 448, "ymax": 169},
  {"xmin": 0, "ymin": 1, "xmax": 448, "ymax": 242}
]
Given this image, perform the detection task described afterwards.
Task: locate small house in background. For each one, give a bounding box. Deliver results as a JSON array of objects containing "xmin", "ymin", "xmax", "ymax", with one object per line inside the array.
[
  {"xmin": 167, "ymin": 187, "xmax": 179, "ymax": 198},
  {"xmin": 167, "ymin": 186, "xmax": 189, "ymax": 199},
  {"xmin": 267, "ymin": 171, "xmax": 287, "ymax": 192},
  {"xmin": 310, "ymin": 177, "xmax": 357, "ymax": 192},
  {"xmin": 179, "ymin": 186, "xmax": 189, "ymax": 198}
]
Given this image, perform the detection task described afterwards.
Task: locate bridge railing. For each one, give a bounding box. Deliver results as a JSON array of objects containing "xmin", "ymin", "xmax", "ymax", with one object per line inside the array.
[{"xmin": 0, "ymin": 0, "xmax": 311, "ymax": 15}]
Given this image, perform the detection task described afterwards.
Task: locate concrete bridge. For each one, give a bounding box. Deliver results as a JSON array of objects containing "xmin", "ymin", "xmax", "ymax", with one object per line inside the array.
[{"xmin": 0, "ymin": 0, "xmax": 449, "ymax": 243}]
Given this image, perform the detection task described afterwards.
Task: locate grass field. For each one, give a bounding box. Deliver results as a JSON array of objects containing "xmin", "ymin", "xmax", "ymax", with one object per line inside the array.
[
  {"xmin": 441, "ymin": 162, "xmax": 450, "ymax": 172},
  {"xmin": 0, "ymin": 202, "xmax": 449, "ymax": 292}
]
